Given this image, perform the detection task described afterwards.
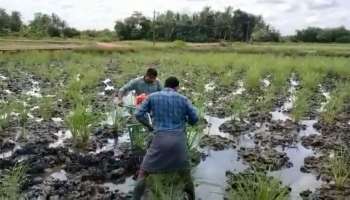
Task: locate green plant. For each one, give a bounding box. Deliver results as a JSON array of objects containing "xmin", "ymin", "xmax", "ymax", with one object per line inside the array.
[
  {"xmin": 227, "ymin": 170, "xmax": 290, "ymax": 200},
  {"xmin": 329, "ymin": 149, "xmax": 350, "ymax": 189},
  {"xmin": 66, "ymin": 104, "xmax": 96, "ymax": 148},
  {"xmin": 245, "ymin": 65, "xmax": 262, "ymax": 92},
  {"xmin": 10, "ymin": 101, "xmax": 29, "ymax": 137},
  {"xmin": 187, "ymin": 126, "xmax": 203, "ymax": 166},
  {"xmin": 291, "ymin": 89, "xmax": 310, "ymax": 122},
  {"xmin": 39, "ymin": 96, "xmax": 54, "ymax": 121},
  {"xmin": 110, "ymin": 105, "xmax": 126, "ymax": 135},
  {"xmin": 186, "ymin": 126, "xmax": 202, "ymax": 151},
  {"xmin": 128, "ymin": 124, "xmax": 149, "ymax": 152},
  {"xmin": 172, "ymin": 40, "xmax": 187, "ymax": 48},
  {"xmin": 0, "ymin": 164, "xmax": 27, "ymax": 200},
  {"xmin": 64, "ymin": 77, "xmax": 83, "ymax": 106},
  {"xmin": 146, "ymin": 172, "xmax": 188, "ymax": 200},
  {"xmin": 321, "ymin": 83, "xmax": 349, "ymax": 124},
  {"xmin": 300, "ymin": 71, "xmax": 322, "ymax": 90},
  {"xmin": 0, "ymin": 102, "xmax": 11, "ymax": 131},
  {"xmin": 256, "ymin": 87, "xmax": 276, "ymax": 114},
  {"xmin": 229, "ymin": 96, "xmax": 249, "ymax": 121}
]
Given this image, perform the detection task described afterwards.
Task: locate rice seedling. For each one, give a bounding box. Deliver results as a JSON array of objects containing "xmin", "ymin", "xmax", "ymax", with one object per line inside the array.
[
  {"xmin": 65, "ymin": 104, "xmax": 96, "ymax": 149},
  {"xmin": 146, "ymin": 172, "xmax": 190, "ymax": 200},
  {"xmin": 0, "ymin": 102, "xmax": 11, "ymax": 132},
  {"xmin": 255, "ymin": 87, "xmax": 276, "ymax": 115},
  {"xmin": 9, "ymin": 101, "xmax": 30, "ymax": 138},
  {"xmin": 0, "ymin": 164, "xmax": 27, "ymax": 200},
  {"xmin": 110, "ymin": 105, "xmax": 126, "ymax": 135},
  {"xmin": 38, "ymin": 96, "xmax": 55, "ymax": 121},
  {"xmin": 329, "ymin": 148, "xmax": 350, "ymax": 189},
  {"xmin": 186, "ymin": 125, "xmax": 203, "ymax": 166},
  {"xmin": 321, "ymin": 83, "xmax": 349, "ymax": 124},
  {"xmin": 299, "ymin": 71, "xmax": 322, "ymax": 90},
  {"xmin": 227, "ymin": 170, "xmax": 290, "ymax": 200},
  {"xmin": 63, "ymin": 77, "xmax": 83, "ymax": 106},
  {"xmin": 291, "ymin": 89, "xmax": 310, "ymax": 122},
  {"xmin": 229, "ymin": 96, "xmax": 249, "ymax": 121},
  {"xmin": 244, "ymin": 65, "xmax": 263, "ymax": 93}
]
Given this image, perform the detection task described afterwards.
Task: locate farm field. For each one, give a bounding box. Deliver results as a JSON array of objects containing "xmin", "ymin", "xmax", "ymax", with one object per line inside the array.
[{"xmin": 0, "ymin": 41, "xmax": 350, "ymax": 200}]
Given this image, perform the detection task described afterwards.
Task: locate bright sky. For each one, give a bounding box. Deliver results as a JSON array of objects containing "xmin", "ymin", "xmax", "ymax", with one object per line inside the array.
[{"xmin": 0, "ymin": 0, "xmax": 349, "ymax": 35}]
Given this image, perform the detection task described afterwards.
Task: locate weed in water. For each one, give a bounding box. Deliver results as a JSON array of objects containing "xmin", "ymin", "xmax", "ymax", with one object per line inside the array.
[
  {"xmin": 329, "ymin": 148, "xmax": 350, "ymax": 189},
  {"xmin": 227, "ymin": 170, "xmax": 290, "ymax": 200},
  {"xmin": 0, "ymin": 164, "xmax": 27, "ymax": 200},
  {"xmin": 66, "ymin": 104, "xmax": 96, "ymax": 149}
]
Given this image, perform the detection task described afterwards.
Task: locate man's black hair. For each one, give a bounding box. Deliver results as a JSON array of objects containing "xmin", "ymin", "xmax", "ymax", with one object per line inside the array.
[
  {"xmin": 145, "ymin": 68, "xmax": 158, "ymax": 77},
  {"xmin": 165, "ymin": 76, "xmax": 179, "ymax": 88}
]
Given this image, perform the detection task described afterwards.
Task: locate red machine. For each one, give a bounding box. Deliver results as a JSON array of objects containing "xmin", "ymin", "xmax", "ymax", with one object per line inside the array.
[{"xmin": 135, "ymin": 93, "xmax": 148, "ymax": 107}]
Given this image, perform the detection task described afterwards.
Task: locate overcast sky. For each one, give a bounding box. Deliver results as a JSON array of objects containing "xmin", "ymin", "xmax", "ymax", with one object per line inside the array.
[{"xmin": 0, "ymin": 0, "xmax": 349, "ymax": 35}]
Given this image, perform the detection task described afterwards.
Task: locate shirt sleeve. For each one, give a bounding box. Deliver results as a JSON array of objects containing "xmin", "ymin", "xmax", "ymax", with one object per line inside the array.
[
  {"xmin": 185, "ymin": 98, "xmax": 199, "ymax": 126},
  {"xmin": 135, "ymin": 97, "xmax": 152, "ymax": 126},
  {"xmin": 118, "ymin": 78, "xmax": 137, "ymax": 97}
]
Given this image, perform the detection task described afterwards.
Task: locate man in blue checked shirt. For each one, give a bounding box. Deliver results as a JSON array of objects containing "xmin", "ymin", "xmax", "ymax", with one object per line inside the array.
[{"xmin": 133, "ymin": 76, "xmax": 199, "ymax": 200}]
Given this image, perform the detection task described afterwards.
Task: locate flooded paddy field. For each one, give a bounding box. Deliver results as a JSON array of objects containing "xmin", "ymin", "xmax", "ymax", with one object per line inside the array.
[{"xmin": 0, "ymin": 49, "xmax": 350, "ymax": 200}]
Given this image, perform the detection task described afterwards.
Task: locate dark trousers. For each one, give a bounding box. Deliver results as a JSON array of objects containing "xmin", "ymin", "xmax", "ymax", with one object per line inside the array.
[{"xmin": 133, "ymin": 169, "xmax": 195, "ymax": 200}]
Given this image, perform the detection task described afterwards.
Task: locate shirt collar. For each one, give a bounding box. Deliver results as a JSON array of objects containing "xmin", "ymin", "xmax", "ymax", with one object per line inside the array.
[{"xmin": 163, "ymin": 87, "xmax": 176, "ymax": 92}]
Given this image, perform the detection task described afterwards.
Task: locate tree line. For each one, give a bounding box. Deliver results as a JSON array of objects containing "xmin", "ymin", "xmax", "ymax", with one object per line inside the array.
[
  {"xmin": 1, "ymin": 7, "xmax": 350, "ymax": 43},
  {"xmin": 294, "ymin": 27, "xmax": 350, "ymax": 43},
  {"xmin": 115, "ymin": 7, "xmax": 280, "ymax": 42},
  {"xmin": 0, "ymin": 8, "xmax": 115, "ymax": 41}
]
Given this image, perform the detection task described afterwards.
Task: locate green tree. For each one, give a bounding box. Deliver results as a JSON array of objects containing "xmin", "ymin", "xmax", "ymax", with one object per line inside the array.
[
  {"xmin": 9, "ymin": 11, "xmax": 22, "ymax": 32},
  {"xmin": 0, "ymin": 8, "xmax": 10, "ymax": 35}
]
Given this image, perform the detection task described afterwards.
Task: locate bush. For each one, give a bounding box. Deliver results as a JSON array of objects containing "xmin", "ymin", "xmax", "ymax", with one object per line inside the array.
[
  {"xmin": 172, "ymin": 40, "xmax": 187, "ymax": 48},
  {"xmin": 335, "ymin": 35, "xmax": 350, "ymax": 43}
]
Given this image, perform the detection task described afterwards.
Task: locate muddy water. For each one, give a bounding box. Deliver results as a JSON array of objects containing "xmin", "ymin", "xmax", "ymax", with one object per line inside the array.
[
  {"xmin": 194, "ymin": 113, "xmax": 322, "ymax": 200},
  {"xmin": 109, "ymin": 115, "xmax": 322, "ymax": 199}
]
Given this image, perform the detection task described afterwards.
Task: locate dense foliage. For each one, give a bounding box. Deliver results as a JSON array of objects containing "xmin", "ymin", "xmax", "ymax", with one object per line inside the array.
[
  {"xmin": 2, "ymin": 6, "xmax": 350, "ymax": 43},
  {"xmin": 295, "ymin": 26, "xmax": 350, "ymax": 43},
  {"xmin": 115, "ymin": 7, "xmax": 280, "ymax": 42}
]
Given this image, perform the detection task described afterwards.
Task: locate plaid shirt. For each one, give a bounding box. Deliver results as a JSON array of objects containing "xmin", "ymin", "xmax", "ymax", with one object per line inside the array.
[{"xmin": 135, "ymin": 88, "xmax": 198, "ymax": 133}]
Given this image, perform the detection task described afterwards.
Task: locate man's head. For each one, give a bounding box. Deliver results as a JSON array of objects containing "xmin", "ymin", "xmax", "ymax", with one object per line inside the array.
[
  {"xmin": 144, "ymin": 68, "xmax": 158, "ymax": 83},
  {"xmin": 164, "ymin": 76, "xmax": 179, "ymax": 90}
]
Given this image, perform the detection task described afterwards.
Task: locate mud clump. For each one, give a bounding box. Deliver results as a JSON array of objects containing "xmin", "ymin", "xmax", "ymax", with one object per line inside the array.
[
  {"xmin": 238, "ymin": 147, "xmax": 292, "ymax": 170},
  {"xmin": 219, "ymin": 120, "xmax": 252, "ymax": 136},
  {"xmin": 24, "ymin": 177, "xmax": 127, "ymax": 200},
  {"xmin": 199, "ymin": 135, "xmax": 236, "ymax": 151}
]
